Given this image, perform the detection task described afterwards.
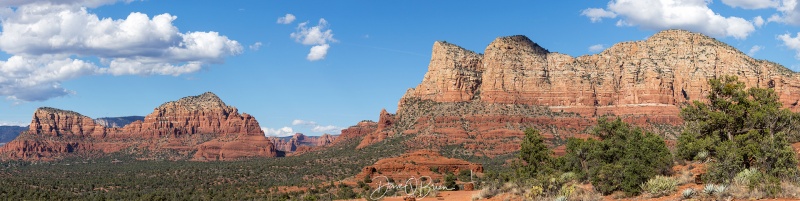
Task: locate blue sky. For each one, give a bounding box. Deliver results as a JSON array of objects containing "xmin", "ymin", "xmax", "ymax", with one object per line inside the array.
[{"xmin": 1, "ymin": 0, "xmax": 800, "ymax": 136}]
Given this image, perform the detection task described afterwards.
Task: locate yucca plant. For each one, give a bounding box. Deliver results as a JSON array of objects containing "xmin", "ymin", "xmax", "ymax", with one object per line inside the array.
[
  {"xmin": 682, "ymin": 188, "xmax": 695, "ymax": 199},
  {"xmin": 641, "ymin": 175, "xmax": 678, "ymax": 197},
  {"xmin": 703, "ymin": 184, "xmax": 717, "ymax": 195}
]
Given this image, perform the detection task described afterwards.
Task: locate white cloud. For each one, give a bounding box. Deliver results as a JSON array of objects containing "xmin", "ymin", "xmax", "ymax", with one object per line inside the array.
[
  {"xmin": 0, "ymin": 2, "xmax": 242, "ymax": 101},
  {"xmin": 249, "ymin": 42, "xmax": 262, "ymax": 51},
  {"xmin": 584, "ymin": 0, "xmax": 757, "ymax": 39},
  {"xmin": 0, "ymin": 120, "xmax": 27, "ymax": 127},
  {"xmin": 292, "ymin": 119, "xmax": 317, "ymax": 126},
  {"xmin": 722, "ymin": 0, "xmax": 780, "ymax": 9},
  {"xmin": 311, "ymin": 125, "xmax": 341, "ymax": 133},
  {"xmin": 588, "ymin": 44, "xmax": 606, "ymax": 52},
  {"xmin": 581, "ymin": 8, "xmax": 617, "ymax": 22},
  {"xmin": 754, "ymin": 16, "xmax": 766, "ymax": 27},
  {"xmin": 291, "ymin": 119, "xmax": 342, "ymax": 134},
  {"xmin": 276, "ymin": 13, "xmax": 296, "ymax": 24},
  {"xmin": 769, "ymin": 0, "xmax": 800, "ymax": 25},
  {"xmin": 748, "ymin": 45, "xmax": 764, "ymax": 56},
  {"xmin": 290, "ymin": 18, "xmax": 336, "ymax": 61},
  {"xmin": 778, "ymin": 32, "xmax": 800, "ymax": 58},
  {"xmin": 307, "ymin": 44, "xmax": 330, "ymax": 61},
  {"xmin": 262, "ymin": 126, "xmax": 295, "ymax": 137}
]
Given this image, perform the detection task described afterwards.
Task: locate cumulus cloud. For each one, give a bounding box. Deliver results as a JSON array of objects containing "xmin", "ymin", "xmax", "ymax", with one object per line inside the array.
[
  {"xmin": 276, "ymin": 13, "xmax": 296, "ymax": 24},
  {"xmin": 307, "ymin": 44, "xmax": 330, "ymax": 61},
  {"xmin": 0, "ymin": 2, "xmax": 242, "ymax": 101},
  {"xmin": 290, "ymin": 18, "xmax": 336, "ymax": 61},
  {"xmin": 582, "ymin": 8, "xmax": 617, "ymax": 22},
  {"xmin": 249, "ymin": 42, "xmax": 263, "ymax": 51},
  {"xmin": 291, "ymin": 119, "xmax": 342, "ymax": 134},
  {"xmin": 779, "ymin": 32, "xmax": 800, "ymax": 58},
  {"xmin": 583, "ymin": 0, "xmax": 758, "ymax": 39},
  {"xmin": 262, "ymin": 126, "xmax": 295, "ymax": 137},
  {"xmin": 722, "ymin": 0, "xmax": 780, "ymax": 9},
  {"xmin": 748, "ymin": 45, "xmax": 764, "ymax": 56},
  {"xmin": 769, "ymin": 0, "xmax": 800, "ymax": 25},
  {"xmin": 754, "ymin": 16, "xmax": 766, "ymax": 27},
  {"xmin": 588, "ymin": 44, "xmax": 606, "ymax": 52}
]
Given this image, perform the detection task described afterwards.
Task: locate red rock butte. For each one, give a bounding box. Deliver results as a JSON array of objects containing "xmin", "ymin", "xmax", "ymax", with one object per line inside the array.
[
  {"xmin": 355, "ymin": 30, "xmax": 800, "ymax": 156},
  {"xmin": 0, "ymin": 92, "xmax": 278, "ymax": 161}
]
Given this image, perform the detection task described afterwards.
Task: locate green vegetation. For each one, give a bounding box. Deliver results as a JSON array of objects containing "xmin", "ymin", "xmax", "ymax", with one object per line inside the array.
[
  {"xmin": 640, "ymin": 175, "xmax": 678, "ymax": 197},
  {"xmin": 0, "ymin": 134, "xmax": 411, "ymax": 200},
  {"xmin": 677, "ymin": 76, "xmax": 799, "ymax": 196},
  {"xmin": 561, "ymin": 118, "xmax": 673, "ymax": 196}
]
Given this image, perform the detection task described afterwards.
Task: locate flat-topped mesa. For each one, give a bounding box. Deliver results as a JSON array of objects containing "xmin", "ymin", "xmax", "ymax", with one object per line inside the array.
[
  {"xmin": 364, "ymin": 30, "xmax": 800, "ymax": 157},
  {"xmin": 402, "ymin": 30, "xmax": 800, "ymax": 116},
  {"xmin": 29, "ymin": 107, "xmax": 106, "ymax": 137},
  {"xmin": 122, "ymin": 92, "xmax": 264, "ymax": 138}
]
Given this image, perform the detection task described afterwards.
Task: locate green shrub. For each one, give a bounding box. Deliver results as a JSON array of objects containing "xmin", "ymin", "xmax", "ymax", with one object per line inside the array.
[
  {"xmin": 679, "ymin": 76, "xmax": 800, "ymax": 184},
  {"xmin": 640, "ymin": 175, "xmax": 677, "ymax": 197},
  {"xmin": 518, "ymin": 128, "xmax": 554, "ymax": 177},
  {"xmin": 444, "ymin": 173, "xmax": 457, "ymax": 190},
  {"xmin": 563, "ymin": 118, "xmax": 673, "ymax": 196},
  {"xmin": 733, "ymin": 168, "xmax": 762, "ymax": 190}
]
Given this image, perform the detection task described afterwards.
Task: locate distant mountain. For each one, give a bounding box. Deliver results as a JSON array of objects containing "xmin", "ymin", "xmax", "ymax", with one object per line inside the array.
[
  {"xmin": 269, "ymin": 133, "xmax": 336, "ymax": 153},
  {"xmin": 0, "ymin": 92, "xmax": 277, "ymax": 161},
  {"xmin": 0, "ymin": 126, "xmax": 26, "ymax": 144},
  {"xmin": 94, "ymin": 116, "xmax": 145, "ymax": 128}
]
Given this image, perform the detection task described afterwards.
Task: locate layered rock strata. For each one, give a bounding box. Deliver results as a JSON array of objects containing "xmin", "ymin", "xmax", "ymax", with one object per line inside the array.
[
  {"xmin": 1, "ymin": 92, "xmax": 277, "ymax": 161},
  {"xmin": 358, "ymin": 30, "xmax": 800, "ymax": 156}
]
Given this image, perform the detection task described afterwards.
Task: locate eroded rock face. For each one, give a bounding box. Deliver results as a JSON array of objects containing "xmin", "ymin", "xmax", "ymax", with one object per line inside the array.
[
  {"xmin": 356, "ymin": 150, "xmax": 483, "ymax": 182},
  {"xmin": 0, "ymin": 92, "xmax": 277, "ymax": 161},
  {"xmin": 333, "ymin": 121, "xmax": 378, "ymax": 145},
  {"xmin": 360, "ymin": 30, "xmax": 800, "ymax": 156}
]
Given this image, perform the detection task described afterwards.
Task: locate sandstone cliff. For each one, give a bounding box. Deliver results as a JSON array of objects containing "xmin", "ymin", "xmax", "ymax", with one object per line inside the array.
[
  {"xmin": 356, "ymin": 150, "xmax": 483, "ymax": 182},
  {"xmin": 359, "ymin": 30, "xmax": 800, "ymax": 156},
  {"xmin": 0, "ymin": 92, "xmax": 277, "ymax": 161}
]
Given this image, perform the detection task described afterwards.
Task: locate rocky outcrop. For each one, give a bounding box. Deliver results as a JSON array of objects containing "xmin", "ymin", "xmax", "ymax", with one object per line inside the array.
[
  {"xmin": 357, "ymin": 109, "xmax": 396, "ymax": 149},
  {"xmin": 94, "ymin": 116, "xmax": 145, "ymax": 128},
  {"xmin": 361, "ymin": 30, "xmax": 800, "ymax": 156},
  {"xmin": 356, "ymin": 150, "xmax": 483, "ymax": 182},
  {"xmin": 0, "ymin": 92, "xmax": 278, "ymax": 161},
  {"xmin": 333, "ymin": 121, "xmax": 378, "ymax": 144},
  {"xmin": 269, "ymin": 133, "xmax": 337, "ymax": 152}
]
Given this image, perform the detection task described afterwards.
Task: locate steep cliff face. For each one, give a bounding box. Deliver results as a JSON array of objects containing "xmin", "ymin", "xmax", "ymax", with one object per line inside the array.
[
  {"xmin": 0, "ymin": 92, "xmax": 277, "ymax": 161},
  {"xmin": 361, "ymin": 30, "xmax": 800, "ymax": 156}
]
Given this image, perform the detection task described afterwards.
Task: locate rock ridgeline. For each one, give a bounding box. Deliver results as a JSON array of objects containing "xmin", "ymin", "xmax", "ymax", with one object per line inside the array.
[
  {"xmin": 352, "ymin": 30, "xmax": 800, "ymax": 156},
  {"xmin": 0, "ymin": 92, "xmax": 277, "ymax": 161},
  {"xmin": 269, "ymin": 133, "xmax": 336, "ymax": 153}
]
